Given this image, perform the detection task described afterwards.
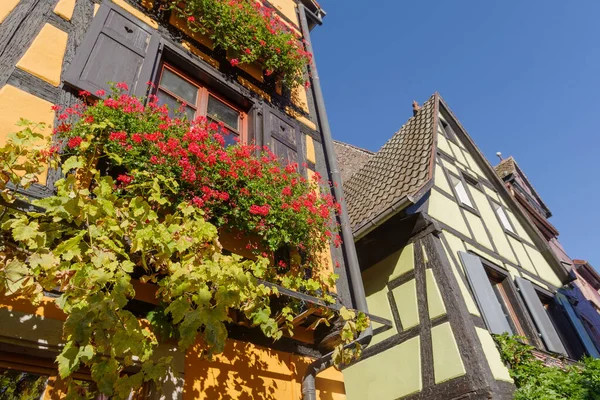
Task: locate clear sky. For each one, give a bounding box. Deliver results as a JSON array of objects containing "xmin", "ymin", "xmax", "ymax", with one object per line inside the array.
[{"xmin": 311, "ymin": 1, "xmax": 600, "ymax": 269}]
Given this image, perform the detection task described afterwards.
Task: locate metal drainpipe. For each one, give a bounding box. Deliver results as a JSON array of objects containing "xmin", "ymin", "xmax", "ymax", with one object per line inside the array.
[{"xmin": 297, "ymin": 4, "xmax": 372, "ymax": 400}]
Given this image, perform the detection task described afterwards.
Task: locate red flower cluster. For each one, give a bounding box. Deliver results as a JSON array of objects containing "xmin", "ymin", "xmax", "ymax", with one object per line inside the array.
[
  {"xmin": 249, "ymin": 204, "xmax": 270, "ymax": 216},
  {"xmin": 56, "ymin": 88, "xmax": 342, "ymax": 280},
  {"xmin": 67, "ymin": 136, "xmax": 83, "ymax": 149}
]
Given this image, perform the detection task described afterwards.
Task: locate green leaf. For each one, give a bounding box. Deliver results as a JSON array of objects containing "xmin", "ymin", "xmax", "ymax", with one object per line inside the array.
[
  {"xmin": 3, "ymin": 259, "xmax": 29, "ymax": 294},
  {"xmin": 91, "ymin": 358, "xmax": 119, "ymax": 395},
  {"xmin": 57, "ymin": 341, "xmax": 81, "ymax": 378},
  {"xmin": 339, "ymin": 306, "xmax": 355, "ymax": 321},
  {"xmin": 166, "ymin": 297, "xmax": 190, "ymax": 324},
  {"xmin": 62, "ymin": 156, "xmax": 84, "ymax": 172}
]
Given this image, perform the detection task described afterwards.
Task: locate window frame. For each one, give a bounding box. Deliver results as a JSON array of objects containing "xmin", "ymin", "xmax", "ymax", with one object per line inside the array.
[
  {"xmin": 478, "ymin": 256, "xmax": 544, "ymax": 347},
  {"xmin": 155, "ymin": 62, "xmax": 248, "ymax": 144},
  {"xmin": 536, "ymin": 289, "xmax": 589, "ymax": 359},
  {"xmin": 438, "ymin": 116, "xmax": 459, "ymax": 144},
  {"xmin": 447, "ymin": 170, "xmax": 479, "ymax": 215},
  {"xmin": 491, "ymin": 200, "xmax": 519, "ymax": 238}
]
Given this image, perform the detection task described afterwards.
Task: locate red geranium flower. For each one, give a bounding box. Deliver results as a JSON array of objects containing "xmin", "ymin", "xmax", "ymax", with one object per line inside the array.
[{"xmin": 67, "ymin": 136, "xmax": 82, "ymax": 149}]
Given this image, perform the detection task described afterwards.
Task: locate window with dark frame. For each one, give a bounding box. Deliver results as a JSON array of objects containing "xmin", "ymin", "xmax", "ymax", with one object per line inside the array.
[
  {"xmin": 156, "ymin": 64, "xmax": 247, "ymax": 146},
  {"xmin": 438, "ymin": 119, "xmax": 455, "ymax": 142},
  {"xmin": 492, "ymin": 201, "xmax": 516, "ymax": 234},
  {"xmin": 449, "ymin": 174, "xmax": 474, "ymax": 209},
  {"xmin": 484, "ymin": 264, "xmax": 536, "ymax": 345},
  {"xmin": 61, "ymin": 1, "xmax": 306, "ymax": 189},
  {"xmin": 537, "ymin": 290, "xmax": 587, "ymax": 360}
]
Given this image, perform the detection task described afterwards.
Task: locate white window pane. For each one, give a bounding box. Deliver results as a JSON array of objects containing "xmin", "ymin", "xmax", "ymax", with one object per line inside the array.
[
  {"xmin": 496, "ymin": 206, "xmax": 515, "ymax": 233},
  {"xmin": 451, "ymin": 176, "xmax": 473, "ymax": 208},
  {"xmin": 159, "ymin": 68, "xmax": 198, "ymax": 105},
  {"xmin": 207, "ymin": 96, "xmax": 239, "ymax": 131}
]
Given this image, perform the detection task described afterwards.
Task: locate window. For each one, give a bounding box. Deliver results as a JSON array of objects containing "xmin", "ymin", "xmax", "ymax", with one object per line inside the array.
[
  {"xmin": 449, "ymin": 175, "xmax": 474, "ymax": 208},
  {"xmin": 439, "ymin": 118, "xmax": 458, "ymax": 142},
  {"xmin": 459, "ymin": 252, "xmax": 542, "ymax": 347},
  {"xmin": 63, "ymin": 2, "xmax": 304, "ymax": 174},
  {"xmin": 488, "ymin": 269, "xmax": 533, "ymax": 343},
  {"xmin": 493, "ymin": 202, "xmax": 515, "ymax": 233},
  {"xmin": 156, "ymin": 64, "xmax": 247, "ymax": 146}
]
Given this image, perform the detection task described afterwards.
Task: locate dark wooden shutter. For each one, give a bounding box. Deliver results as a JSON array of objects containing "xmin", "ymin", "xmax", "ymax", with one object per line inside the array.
[
  {"xmin": 555, "ymin": 292, "xmax": 600, "ymax": 357},
  {"xmin": 515, "ymin": 276, "xmax": 567, "ymax": 355},
  {"xmin": 64, "ymin": 3, "xmax": 160, "ymax": 98},
  {"xmin": 458, "ymin": 251, "xmax": 513, "ymax": 335},
  {"xmin": 262, "ymin": 104, "xmax": 304, "ymax": 170}
]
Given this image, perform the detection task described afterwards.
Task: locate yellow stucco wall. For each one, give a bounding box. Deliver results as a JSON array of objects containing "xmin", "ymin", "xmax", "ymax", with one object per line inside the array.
[
  {"xmin": 267, "ymin": 0, "xmax": 299, "ymax": 26},
  {"xmin": 0, "ymin": 0, "xmax": 20, "ymax": 24},
  {"xmin": 16, "ymin": 24, "xmax": 68, "ymax": 87},
  {"xmin": 306, "ymin": 135, "xmax": 316, "ymax": 164},
  {"xmin": 184, "ymin": 339, "xmax": 345, "ymax": 400},
  {"xmin": 0, "ymin": 293, "xmax": 346, "ymax": 400},
  {"xmin": 0, "ymin": 85, "xmax": 54, "ymax": 187},
  {"xmin": 344, "ymin": 336, "xmax": 422, "ymax": 400},
  {"xmin": 469, "ymin": 188, "xmax": 517, "ymax": 264},
  {"xmin": 54, "ymin": 0, "xmax": 76, "ymax": 21}
]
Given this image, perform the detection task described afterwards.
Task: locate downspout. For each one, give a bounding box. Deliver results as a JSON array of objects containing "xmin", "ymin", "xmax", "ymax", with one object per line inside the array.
[{"xmin": 297, "ymin": 4, "xmax": 372, "ymax": 400}]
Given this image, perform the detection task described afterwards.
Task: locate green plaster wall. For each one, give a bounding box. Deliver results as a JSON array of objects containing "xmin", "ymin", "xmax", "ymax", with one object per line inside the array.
[
  {"xmin": 483, "ymin": 186, "xmax": 500, "ymax": 202},
  {"xmin": 507, "ymin": 236, "xmax": 537, "ymax": 275},
  {"xmin": 505, "ymin": 209, "xmax": 532, "ymax": 245},
  {"xmin": 523, "ymin": 245, "xmax": 562, "ymax": 287},
  {"xmin": 441, "ymin": 156, "xmax": 460, "ymax": 176},
  {"xmin": 434, "ymin": 164, "xmax": 453, "ymax": 196},
  {"xmin": 441, "ymin": 233, "xmax": 481, "ymax": 317},
  {"xmin": 463, "ymin": 243, "xmax": 504, "ymax": 269},
  {"xmin": 360, "ymin": 244, "xmax": 415, "ymax": 344},
  {"xmin": 428, "ymin": 189, "xmax": 471, "ymax": 238},
  {"xmin": 360, "ymin": 245, "xmax": 415, "ymax": 345},
  {"xmin": 437, "ymin": 132, "xmax": 453, "ymax": 156},
  {"xmin": 426, "ymin": 269, "xmax": 446, "ymax": 319},
  {"xmin": 392, "ymin": 279, "xmax": 420, "ymax": 329},
  {"xmin": 469, "ymin": 189, "xmax": 518, "ymax": 264},
  {"xmin": 344, "ymin": 336, "xmax": 422, "ymax": 400},
  {"xmin": 464, "ymin": 211, "xmax": 494, "ymax": 251},
  {"xmin": 475, "ymin": 327, "xmax": 513, "ymax": 382},
  {"xmin": 431, "ymin": 322, "xmax": 466, "ymax": 383}
]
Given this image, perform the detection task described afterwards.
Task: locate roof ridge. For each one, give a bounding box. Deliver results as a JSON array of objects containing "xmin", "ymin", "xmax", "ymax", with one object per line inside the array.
[{"xmin": 332, "ymin": 140, "xmax": 375, "ymax": 155}]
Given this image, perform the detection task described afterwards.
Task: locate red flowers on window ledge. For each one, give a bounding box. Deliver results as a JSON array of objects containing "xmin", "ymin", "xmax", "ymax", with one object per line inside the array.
[
  {"xmin": 57, "ymin": 86, "xmax": 341, "ymax": 283},
  {"xmin": 171, "ymin": 0, "xmax": 312, "ymax": 89}
]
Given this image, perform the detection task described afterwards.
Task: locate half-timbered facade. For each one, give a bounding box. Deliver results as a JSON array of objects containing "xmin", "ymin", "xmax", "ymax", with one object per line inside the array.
[
  {"xmin": 495, "ymin": 156, "xmax": 600, "ymax": 357},
  {"xmin": 0, "ymin": 0, "xmax": 367, "ymax": 398},
  {"xmin": 336, "ymin": 93, "xmax": 590, "ymax": 399}
]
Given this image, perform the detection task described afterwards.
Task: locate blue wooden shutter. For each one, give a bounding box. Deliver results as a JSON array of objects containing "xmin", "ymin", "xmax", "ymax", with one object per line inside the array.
[
  {"xmin": 555, "ymin": 292, "xmax": 600, "ymax": 358},
  {"xmin": 458, "ymin": 251, "xmax": 512, "ymax": 335},
  {"xmin": 515, "ymin": 276, "xmax": 567, "ymax": 355},
  {"xmin": 64, "ymin": 3, "xmax": 160, "ymax": 98}
]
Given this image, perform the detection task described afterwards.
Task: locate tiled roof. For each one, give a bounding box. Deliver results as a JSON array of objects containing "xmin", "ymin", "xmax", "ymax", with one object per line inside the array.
[
  {"xmin": 494, "ymin": 156, "xmax": 552, "ymax": 217},
  {"xmin": 333, "ymin": 141, "xmax": 374, "ymax": 184},
  {"xmin": 494, "ymin": 157, "xmax": 517, "ymax": 179},
  {"xmin": 342, "ymin": 94, "xmax": 437, "ymax": 232}
]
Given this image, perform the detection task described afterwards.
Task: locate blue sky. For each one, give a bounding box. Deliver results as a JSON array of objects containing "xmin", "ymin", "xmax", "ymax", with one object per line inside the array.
[{"xmin": 311, "ymin": 1, "xmax": 600, "ymax": 268}]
